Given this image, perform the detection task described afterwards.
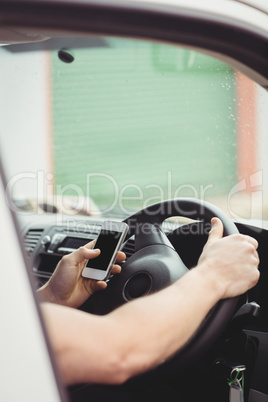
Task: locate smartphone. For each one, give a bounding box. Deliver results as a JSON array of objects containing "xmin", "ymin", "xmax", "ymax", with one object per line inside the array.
[{"xmin": 82, "ymin": 220, "xmax": 129, "ymax": 281}]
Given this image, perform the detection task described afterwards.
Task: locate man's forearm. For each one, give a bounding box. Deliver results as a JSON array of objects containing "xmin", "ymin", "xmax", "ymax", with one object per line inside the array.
[{"xmin": 42, "ymin": 266, "xmax": 223, "ymax": 385}]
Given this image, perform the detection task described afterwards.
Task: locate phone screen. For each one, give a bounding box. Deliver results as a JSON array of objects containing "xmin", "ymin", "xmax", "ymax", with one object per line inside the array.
[{"xmin": 86, "ymin": 229, "xmax": 122, "ymax": 271}]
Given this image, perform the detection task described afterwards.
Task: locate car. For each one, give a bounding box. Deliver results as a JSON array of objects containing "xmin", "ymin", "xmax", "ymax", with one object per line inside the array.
[{"xmin": 0, "ymin": 0, "xmax": 267, "ymax": 401}]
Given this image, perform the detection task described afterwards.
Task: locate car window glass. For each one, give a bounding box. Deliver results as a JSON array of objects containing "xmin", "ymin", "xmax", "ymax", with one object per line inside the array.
[{"xmin": 0, "ymin": 36, "xmax": 267, "ymax": 224}]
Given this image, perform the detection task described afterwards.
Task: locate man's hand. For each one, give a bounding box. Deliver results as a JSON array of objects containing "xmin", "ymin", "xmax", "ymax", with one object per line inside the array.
[
  {"xmin": 197, "ymin": 217, "xmax": 260, "ymax": 299},
  {"xmin": 37, "ymin": 241, "xmax": 126, "ymax": 308}
]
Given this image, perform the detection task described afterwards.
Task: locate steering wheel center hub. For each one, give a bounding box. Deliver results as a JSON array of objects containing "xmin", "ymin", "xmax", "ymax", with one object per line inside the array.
[{"xmin": 123, "ymin": 272, "xmax": 153, "ymax": 301}]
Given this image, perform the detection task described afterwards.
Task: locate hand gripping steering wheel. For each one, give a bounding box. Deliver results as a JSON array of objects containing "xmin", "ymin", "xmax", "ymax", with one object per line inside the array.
[{"xmin": 89, "ymin": 198, "xmax": 241, "ymax": 385}]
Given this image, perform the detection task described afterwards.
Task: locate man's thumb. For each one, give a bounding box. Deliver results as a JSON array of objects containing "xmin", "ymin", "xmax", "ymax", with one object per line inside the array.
[{"xmin": 208, "ymin": 217, "xmax": 224, "ymax": 240}]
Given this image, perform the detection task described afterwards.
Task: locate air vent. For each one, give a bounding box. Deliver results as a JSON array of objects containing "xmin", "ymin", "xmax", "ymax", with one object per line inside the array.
[
  {"xmin": 24, "ymin": 229, "xmax": 43, "ymax": 256},
  {"xmin": 122, "ymin": 238, "xmax": 135, "ymax": 259}
]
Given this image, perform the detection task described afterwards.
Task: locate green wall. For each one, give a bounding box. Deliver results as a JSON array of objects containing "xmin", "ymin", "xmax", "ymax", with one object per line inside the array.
[{"xmin": 51, "ymin": 37, "xmax": 236, "ymax": 214}]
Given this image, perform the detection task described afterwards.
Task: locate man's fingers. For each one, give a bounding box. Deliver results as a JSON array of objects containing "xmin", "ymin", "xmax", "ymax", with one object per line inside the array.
[
  {"xmin": 84, "ymin": 280, "xmax": 107, "ymax": 296},
  {"xmin": 83, "ymin": 243, "xmax": 125, "ymax": 260},
  {"xmin": 91, "ymin": 280, "xmax": 107, "ymax": 291},
  {"xmin": 208, "ymin": 217, "xmax": 224, "ymax": 241},
  {"xmin": 116, "ymin": 251, "xmax": 126, "ymax": 263},
  {"xmin": 71, "ymin": 243, "xmax": 125, "ymax": 264},
  {"xmin": 84, "ymin": 264, "xmax": 122, "ymax": 294},
  {"xmin": 68, "ymin": 246, "xmax": 100, "ymax": 265},
  {"xmin": 243, "ymin": 234, "xmax": 258, "ymax": 250},
  {"xmin": 111, "ymin": 264, "xmax": 122, "ymax": 275},
  {"xmin": 83, "ymin": 240, "xmax": 96, "ymax": 249}
]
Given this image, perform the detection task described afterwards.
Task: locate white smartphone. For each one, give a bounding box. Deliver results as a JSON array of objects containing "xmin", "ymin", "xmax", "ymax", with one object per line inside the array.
[{"xmin": 82, "ymin": 220, "xmax": 129, "ymax": 281}]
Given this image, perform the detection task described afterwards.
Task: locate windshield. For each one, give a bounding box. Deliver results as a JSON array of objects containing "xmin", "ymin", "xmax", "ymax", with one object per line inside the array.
[{"xmin": 0, "ymin": 36, "xmax": 267, "ymax": 224}]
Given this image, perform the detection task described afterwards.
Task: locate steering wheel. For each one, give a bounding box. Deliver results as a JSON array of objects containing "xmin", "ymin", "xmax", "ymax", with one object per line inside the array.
[{"xmin": 89, "ymin": 198, "xmax": 241, "ymax": 385}]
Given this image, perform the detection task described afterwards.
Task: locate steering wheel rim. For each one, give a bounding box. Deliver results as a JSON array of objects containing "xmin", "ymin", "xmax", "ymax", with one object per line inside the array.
[
  {"xmin": 124, "ymin": 197, "xmax": 237, "ymax": 238},
  {"xmin": 89, "ymin": 198, "xmax": 241, "ymax": 386}
]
